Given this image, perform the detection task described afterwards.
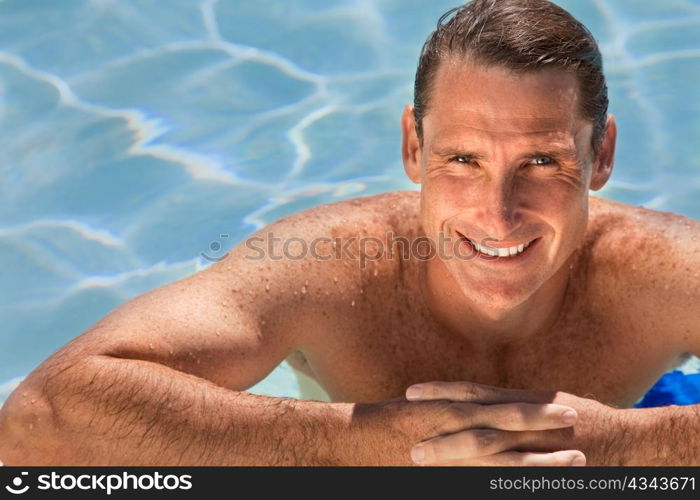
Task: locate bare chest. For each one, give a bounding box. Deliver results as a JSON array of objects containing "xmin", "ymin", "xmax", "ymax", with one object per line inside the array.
[
  {"xmin": 285, "ymin": 195, "xmax": 685, "ymax": 409},
  {"xmin": 288, "ymin": 293, "xmax": 679, "ymax": 409}
]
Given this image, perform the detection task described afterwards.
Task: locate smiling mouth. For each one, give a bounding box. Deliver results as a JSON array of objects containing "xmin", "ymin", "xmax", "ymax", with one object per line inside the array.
[{"xmin": 458, "ymin": 233, "xmax": 540, "ymax": 259}]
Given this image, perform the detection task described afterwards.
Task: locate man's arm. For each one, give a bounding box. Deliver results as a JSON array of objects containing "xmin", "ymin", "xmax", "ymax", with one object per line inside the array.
[
  {"xmin": 619, "ymin": 208, "xmax": 700, "ymax": 465},
  {"xmin": 0, "ymin": 353, "xmax": 361, "ymax": 465},
  {"xmin": 401, "ymin": 381, "xmax": 700, "ymax": 465},
  {"xmin": 607, "ymin": 405, "xmax": 700, "ymax": 465},
  {"xmin": 0, "ymin": 214, "xmax": 376, "ymax": 465},
  {"xmin": 621, "ymin": 207, "xmax": 700, "ymax": 465}
]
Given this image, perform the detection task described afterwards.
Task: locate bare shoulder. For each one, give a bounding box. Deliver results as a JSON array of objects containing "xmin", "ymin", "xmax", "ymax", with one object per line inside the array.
[
  {"xmin": 237, "ymin": 190, "xmax": 421, "ymax": 263},
  {"xmin": 217, "ymin": 190, "xmax": 421, "ymax": 340},
  {"xmin": 587, "ymin": 195, "xmax": 700, "ymax": 267},
  {"xmin": 585, "ymin": 196, "xmax": 700, "ymax": 354}
]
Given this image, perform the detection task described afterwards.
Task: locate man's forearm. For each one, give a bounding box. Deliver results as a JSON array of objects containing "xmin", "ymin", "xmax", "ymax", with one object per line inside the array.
[
  {"xmin": 0, "ymin": 355, "xmax": 379, "ymax": 465},
  {"xmin": 611, "ymin": 405, "xmax": 700, "ymax": 465}
]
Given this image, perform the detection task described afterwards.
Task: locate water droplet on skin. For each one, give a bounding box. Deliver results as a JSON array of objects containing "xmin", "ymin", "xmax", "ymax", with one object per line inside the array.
[
  {"xmin": 149, "ymin": 343, "xmax": 154, "ymax": 350},
  {"xmin": 29, "ymin": 423, "xmax": 34, "ymax": 430},
  {"xmin": 265, "ymin": 283, "xmax": 270, "ymax": 292},
  {"xmin": 222, "ymin": 301, "xmax": 228, "ymax": 306},
  {"xmin": 333, "ymin": 277, "xmax": 338, "ymax": 283},
  {"xmin": 351, "ymin": 300, "xmax": 355, "ymax": 307},
  {"xmin": 305, "ymin": 280, "xmax": 309, "ymax": 286},
  {"xmin": 30, "ymin": 399, "xmax": 36, "ymax": 404},
  {"xmin": 301, "ymin": 285, "xmax": 307, "ymax": 294},
  {"xmin": 360, "ymin": 288, "xmax": 364, "ymax": 294},
  {"xmin": 22, "ymin": 392, "xmax": 27, "ymax": 397},
  {"xmin": 373, "ymin": 269, "xmax": 378, "ymax": 277},
  {"xmin": 215, "ymin": 331, "xmax": 221, "ymax": 337}
]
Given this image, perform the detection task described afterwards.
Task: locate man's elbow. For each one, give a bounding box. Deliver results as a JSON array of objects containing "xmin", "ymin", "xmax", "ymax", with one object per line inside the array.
[{"xmin": 0, "ymin": 383, "xmax": 67, "ymax": 465}]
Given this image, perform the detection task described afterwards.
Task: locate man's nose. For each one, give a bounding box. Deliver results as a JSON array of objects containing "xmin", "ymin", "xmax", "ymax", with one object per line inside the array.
[{"xmin": 474, "ymin": 176, "xmax": 522, "ymax": 241}]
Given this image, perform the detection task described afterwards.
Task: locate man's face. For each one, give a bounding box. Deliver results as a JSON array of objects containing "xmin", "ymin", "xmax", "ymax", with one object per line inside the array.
[{"xmin": 402, "ymin": 59, "xmax": 613, "ymax": 310}]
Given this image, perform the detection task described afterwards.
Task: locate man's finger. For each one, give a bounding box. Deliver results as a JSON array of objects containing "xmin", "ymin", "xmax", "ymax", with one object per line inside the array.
[
  {"xmin": 461, "ymin": 402, "xmax": 577, "ymax": 431},
  {"xmin": 411, "ymin": 428, "xmax": 516, "ymax": 464},
  {"xmin": 406, "ymin": 381, "xmax": 553, "ymax": 404}
]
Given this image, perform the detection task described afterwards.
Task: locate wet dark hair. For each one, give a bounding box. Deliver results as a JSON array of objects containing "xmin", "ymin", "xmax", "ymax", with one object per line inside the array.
[{"xmin": 414, "ymin": 0, "xmax": 608, "ymax": 153}]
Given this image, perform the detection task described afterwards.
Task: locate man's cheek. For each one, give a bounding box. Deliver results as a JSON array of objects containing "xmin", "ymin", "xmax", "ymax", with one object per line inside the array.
[{"xmin": 532, "ymin": 187, "xmax": 586, "ymax": 218}]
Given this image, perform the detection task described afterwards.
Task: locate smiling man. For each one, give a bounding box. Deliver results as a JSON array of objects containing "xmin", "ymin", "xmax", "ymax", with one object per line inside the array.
[{"xmin": 1, "ymin": 0, "xmax": 699, "ymax": 466}]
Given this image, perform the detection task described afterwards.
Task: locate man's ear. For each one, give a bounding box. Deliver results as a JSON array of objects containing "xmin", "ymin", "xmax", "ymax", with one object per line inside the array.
[
  {"xmin": 401, "ymin": 104, "xmax": 422, "ymax": 184},
  {"xmin": 590, "ymin": 114, "xmax": 617, "ymax": 191}
]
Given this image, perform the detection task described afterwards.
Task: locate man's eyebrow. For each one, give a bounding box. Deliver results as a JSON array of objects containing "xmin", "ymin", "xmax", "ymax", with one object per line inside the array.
[
  {"xmin": 431, "ymin": 148, "xmax": 486, "ymax": 159},
  {"xmin": 529, "ymin": 147, "xmax": 580, "ymax": 162}
]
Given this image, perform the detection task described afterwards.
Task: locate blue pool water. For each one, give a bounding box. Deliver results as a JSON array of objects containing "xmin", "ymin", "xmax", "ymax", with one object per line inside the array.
[{"xmin": 1, "ymin": 0, "xmax": 699, "ymax": 406}]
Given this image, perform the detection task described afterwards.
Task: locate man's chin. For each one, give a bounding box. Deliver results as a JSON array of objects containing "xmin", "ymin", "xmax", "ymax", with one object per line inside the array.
[
  {"xmin": 452, "ymin": 272, "xmax": 543, "ymax": 310},
  {"xmin": 467, "ymin": 287, "xmax": 536, "ymax": 311}
]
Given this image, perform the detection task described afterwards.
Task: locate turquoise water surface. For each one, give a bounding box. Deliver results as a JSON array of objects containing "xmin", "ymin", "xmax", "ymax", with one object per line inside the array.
[{"xmin": 1, "ymin": 0, "xmax": 699, "ymax": 404}]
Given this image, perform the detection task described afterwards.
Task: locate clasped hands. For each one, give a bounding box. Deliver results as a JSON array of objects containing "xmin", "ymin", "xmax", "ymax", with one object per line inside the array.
[{"xmin": 402, "ymin": 381, "xmax": 620, "ymax": 466}]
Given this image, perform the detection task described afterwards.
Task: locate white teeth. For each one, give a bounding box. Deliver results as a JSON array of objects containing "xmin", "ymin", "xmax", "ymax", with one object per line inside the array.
[{"xmin": 468, "ymin": 239, "xmax": 533, "ymax": 258}]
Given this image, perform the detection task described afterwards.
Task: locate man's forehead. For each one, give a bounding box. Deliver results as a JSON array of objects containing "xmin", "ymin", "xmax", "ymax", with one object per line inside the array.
[
  {"xmin": 425, "ymin": 114, "xmax": 591, "ymax": 154},
  {"xmin": 423, "ymin": 58, "xmax": 589, "ymax": 146},
  {"xmin": 427, "ymin": 115, "xmax": 580, "ymax": 140}
]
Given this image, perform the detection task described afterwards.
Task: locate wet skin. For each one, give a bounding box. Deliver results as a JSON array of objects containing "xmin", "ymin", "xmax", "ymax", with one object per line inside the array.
[{"xmin": 2, "ymin": 59, "xmax": 698, "ymax": 467}]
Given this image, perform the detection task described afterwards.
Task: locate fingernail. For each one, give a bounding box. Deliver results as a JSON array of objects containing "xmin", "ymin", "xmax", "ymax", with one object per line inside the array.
[
  {"xmin": 411, "ymin": 445, "xmax": 425, "ymax": 464},
  {"xmin": 406, "ymin": 385, "xmax": 422, "ymax": 399},
  {"xmin": 560, "ymin": 410, "xmax": 577, "ymax": 425},
  {"xmin": 571, "ymin": 455, "xmax": 586, "ymax": 466}
]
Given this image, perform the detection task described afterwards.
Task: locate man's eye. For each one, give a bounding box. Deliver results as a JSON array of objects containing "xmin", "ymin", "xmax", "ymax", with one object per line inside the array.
[
  {"xmin": 529, "ymin": 156, "xmax": 555, "ymax": 167},
  {"xmin": 451, "ymin": 156, "xmax": 475, "ymax": 165}
]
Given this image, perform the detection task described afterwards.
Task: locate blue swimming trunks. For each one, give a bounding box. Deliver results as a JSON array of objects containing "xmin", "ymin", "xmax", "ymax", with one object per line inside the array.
[{"xmin": 634, "ymin": 370, "xmax": 700, "ymax": 408}]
